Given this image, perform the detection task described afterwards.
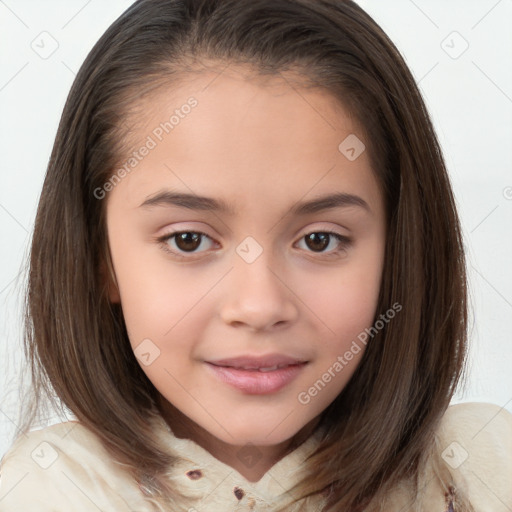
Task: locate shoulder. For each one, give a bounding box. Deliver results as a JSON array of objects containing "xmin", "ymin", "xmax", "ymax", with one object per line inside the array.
[
  {"xmin": 436, "ymin": 402, "xmax": 512, "ymax": 511},
  {"xmin": 0, "ymin": 421, "xmax": 152, "ymax": 511}
]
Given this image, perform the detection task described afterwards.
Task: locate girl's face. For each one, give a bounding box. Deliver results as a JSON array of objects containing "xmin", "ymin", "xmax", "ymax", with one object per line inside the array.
[{"xmin": 105, "ymin": 66, "xmax": 386, "ymax": 448}]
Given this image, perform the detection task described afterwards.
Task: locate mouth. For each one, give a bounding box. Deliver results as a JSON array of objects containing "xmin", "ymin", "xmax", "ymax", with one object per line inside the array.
[
  {"xmin": 209, "ymin": 362, "xmax": 303, "ymax": 372},
  {"xmin": 207, "ymin": 354, "xmax": 308, "ymax": 371},
  {"xmin": 205, "ymin": 354, "xmax": 309, "ymax": 394}
]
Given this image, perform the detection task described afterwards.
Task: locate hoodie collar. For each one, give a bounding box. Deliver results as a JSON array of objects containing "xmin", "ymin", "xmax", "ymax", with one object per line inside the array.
[{"xmin": 149, "ymin": 414, "xmax": 327, "ymax": 510}]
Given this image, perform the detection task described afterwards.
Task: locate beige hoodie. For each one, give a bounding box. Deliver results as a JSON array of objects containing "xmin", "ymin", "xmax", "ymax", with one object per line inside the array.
[{"xmin": 0, "ymin": 402, "xmax": 510, "ymax": 511}]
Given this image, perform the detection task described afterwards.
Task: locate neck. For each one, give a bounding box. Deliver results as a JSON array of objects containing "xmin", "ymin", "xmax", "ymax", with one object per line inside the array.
[{"xmin": 156, "ymin": 396, "xmax": 320, "ymax": 482}]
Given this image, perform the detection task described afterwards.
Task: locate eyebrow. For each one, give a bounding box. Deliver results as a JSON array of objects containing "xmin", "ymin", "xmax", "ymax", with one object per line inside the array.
[{"xmin": 139, "ymin": 190, "xmax": 370, "ymax": 215}]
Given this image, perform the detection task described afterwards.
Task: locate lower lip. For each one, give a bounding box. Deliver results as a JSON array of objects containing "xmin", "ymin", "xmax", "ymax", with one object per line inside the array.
[{"xmin": 205, "ymin": 362, "xmax": 307, "ymax": 394}]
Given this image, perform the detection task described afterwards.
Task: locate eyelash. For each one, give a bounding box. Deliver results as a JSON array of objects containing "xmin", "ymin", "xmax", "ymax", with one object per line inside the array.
[{"xmin": 156, "ymin": 229, "xmax": 351, "ymax": 260}]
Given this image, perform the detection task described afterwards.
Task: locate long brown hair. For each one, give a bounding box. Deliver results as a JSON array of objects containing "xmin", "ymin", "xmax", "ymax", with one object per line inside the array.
[{"xmin": 18, "ymin": 0, "xmax": 470, "ymax": 510}]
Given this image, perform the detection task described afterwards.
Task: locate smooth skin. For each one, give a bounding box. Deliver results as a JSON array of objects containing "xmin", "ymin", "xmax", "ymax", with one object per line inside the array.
[{"xmin": 105, "ymin": 64, "xmax": 386, "ymax": 482}]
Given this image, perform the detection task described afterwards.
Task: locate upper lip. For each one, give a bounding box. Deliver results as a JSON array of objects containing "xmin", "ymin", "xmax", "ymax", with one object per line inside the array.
[{"xmin": 207, "ymin": 354, "xmax": 308, "ymax": 370}]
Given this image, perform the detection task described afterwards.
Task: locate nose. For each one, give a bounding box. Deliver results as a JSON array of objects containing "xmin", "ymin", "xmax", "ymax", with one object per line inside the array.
[{"xmin": 219, "ymin": 252, "xmax": 299, "ymax": 332}]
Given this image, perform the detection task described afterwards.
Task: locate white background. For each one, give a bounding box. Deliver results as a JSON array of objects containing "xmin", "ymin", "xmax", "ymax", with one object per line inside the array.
[{"xmin": 1, "ymin": 0, "xmax": 511, "ymax": 459}]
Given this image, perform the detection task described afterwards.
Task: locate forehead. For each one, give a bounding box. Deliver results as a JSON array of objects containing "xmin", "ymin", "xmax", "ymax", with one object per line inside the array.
[{"xmin": 108, "ymin": 64, "xmax": 382, "ymax": 216}]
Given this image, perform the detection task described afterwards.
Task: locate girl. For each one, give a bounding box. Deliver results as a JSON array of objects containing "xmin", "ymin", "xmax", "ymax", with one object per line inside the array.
[{"xmin": 0, "ymin": 0, "xmax": 511, "ymax": 511}]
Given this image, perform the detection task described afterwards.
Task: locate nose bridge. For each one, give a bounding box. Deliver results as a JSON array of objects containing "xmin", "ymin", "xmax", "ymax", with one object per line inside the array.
[
  {"xmin": 235, "ymin": 241, "xmax": 278, "ymax": 295},
  {"xmin": 219, "ymin": 236, "xmax": 297, "ymax": 330}
]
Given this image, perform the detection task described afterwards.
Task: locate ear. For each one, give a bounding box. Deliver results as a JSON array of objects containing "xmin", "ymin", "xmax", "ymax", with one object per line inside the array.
[{"xmin": 100, "ymin": 254, "xmax": 121, "ymax": 304}]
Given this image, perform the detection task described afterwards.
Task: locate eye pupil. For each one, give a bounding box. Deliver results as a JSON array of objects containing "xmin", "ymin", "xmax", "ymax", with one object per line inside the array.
[
  {"xmin": 305, "ymin": 233, "xmax": 330, "ymax": 252},
  {"xmin": 176, "ymin": 232, "xmax": 202, "ymax": 252},
  {"xmin": 165, "ymin": 231, "xmax": 345, "ymax": 258}
]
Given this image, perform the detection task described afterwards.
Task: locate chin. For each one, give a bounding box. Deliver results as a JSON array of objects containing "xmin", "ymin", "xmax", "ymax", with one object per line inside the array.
[{"xmin": 207, "ymin": 417, "xmax": 309, "ymax": 447}]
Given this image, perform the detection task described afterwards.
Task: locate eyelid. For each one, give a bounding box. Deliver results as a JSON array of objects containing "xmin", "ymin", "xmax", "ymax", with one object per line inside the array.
[
  {"xmin": 156, "ymin": 225, "xmax": 351, "ymax": 260},
  {"xmin": 294, "ymin": 229, "xmax": 351, "ymax": 258},
  {"xmin": 294, "ymin": 225, "xmax": 351, "ymax": 243},
  {"xmin": 155, "ymin": 229, "xmax": 218, "ymax": 259}
]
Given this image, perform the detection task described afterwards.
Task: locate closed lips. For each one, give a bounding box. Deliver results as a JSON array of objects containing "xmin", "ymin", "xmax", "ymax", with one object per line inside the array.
[{"xmin": 209, "ymin": 363, "xmax": 305, "ymax": 372}]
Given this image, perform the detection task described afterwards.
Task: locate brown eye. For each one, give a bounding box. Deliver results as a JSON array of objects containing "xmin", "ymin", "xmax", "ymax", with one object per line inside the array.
[
  {"xmin": 298, "ymin": 231, "xmax": 351, "ymax": 256},
  {"xmin": 174, "ymin": 232, "xmax": 202, "ymax": 252},
  {"xmin": 304, "ymin": 233, "xmax": 330, "ymax": 252},
  {"xmin": 158, "ymin": 231, "xmax": 216, "ymax": 258}
]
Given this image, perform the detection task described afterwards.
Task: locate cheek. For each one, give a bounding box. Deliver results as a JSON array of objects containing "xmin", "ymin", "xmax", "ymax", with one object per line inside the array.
[
  {"xmin": 106, "ymin": 227, "xmax": 201, "ymax": 350},
  {"xmin": 110, "ymin": 257, "xmax": 232, "ymax": 400},
  {"xmin": 304, "ymin": 253, "xmax": 383, "ymax": 338},
  {"xmin": 115, "ymin": 261, "xmax": 207, "ymax": 349},
  {"xmin": 298, "ymin": 245, "xmax": 384, "ymax": 395},
  {"xmin": 110, "ymin": 256, "xmax": 212, "ymax": 393},
  {"xmin": 305, "ymin": 283, "xmax": 378, "ymax": 383},
  {"xmin": 292, "ymin": 263, "xmax": 382, "ymax": 413}
]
